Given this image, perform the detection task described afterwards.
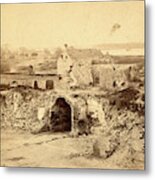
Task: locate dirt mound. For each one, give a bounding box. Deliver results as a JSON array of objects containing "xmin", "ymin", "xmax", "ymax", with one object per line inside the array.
[
  {"xmin": 89, "ymin": 87, "xmax": 144, "ymax": 169},
  {"xmin": 109, "ymin": 87, "xmax": 144, "ymax": 116}
]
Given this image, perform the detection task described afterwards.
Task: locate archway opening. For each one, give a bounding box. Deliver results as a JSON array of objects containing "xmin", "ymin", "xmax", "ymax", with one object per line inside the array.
[{"xmin": 50, "ymin": 97, "xmax": 72, "ymax": 132}]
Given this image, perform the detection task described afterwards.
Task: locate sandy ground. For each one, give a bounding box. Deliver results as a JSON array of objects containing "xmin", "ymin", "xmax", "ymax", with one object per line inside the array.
[{"xmin": 1, "ymin": 129, "xmax": 144, "ymax": 170}]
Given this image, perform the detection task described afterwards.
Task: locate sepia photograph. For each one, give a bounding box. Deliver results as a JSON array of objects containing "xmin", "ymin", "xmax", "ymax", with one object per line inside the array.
[{"xmin": 0, "ymin": 0, "xmax": 145, "ymax": 170}]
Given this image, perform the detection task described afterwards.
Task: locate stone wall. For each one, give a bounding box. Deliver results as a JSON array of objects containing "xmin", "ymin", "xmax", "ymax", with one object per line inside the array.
[
  {"xmin": 1, "ymin": 74, "xmax": 57, "ymax": 89},
  {"xmin": 0, "ymin": 88, "xmax": 107, "ymax": 134},
  {"xmin": 92, "ymin": 64, "xmax": 132, "ymax": 90}
]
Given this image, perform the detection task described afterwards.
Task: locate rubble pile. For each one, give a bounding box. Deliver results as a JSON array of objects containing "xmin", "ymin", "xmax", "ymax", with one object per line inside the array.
[{"xmin": 90, "ymin": 87, "xmax": 144, "ymax": 169}]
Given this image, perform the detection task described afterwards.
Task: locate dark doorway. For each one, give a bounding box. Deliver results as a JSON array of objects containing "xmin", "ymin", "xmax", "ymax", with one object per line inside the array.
[
  {"xmin": 34, "ymin": 81, "xmax": 38, "ymax": 89},
  {"xmin": 113, "ymin": 81, "xmax": 117, "ymax": 88},
  {"xmin": 50, "ymin": 98, "xmax": 71, "ymax": 132}
]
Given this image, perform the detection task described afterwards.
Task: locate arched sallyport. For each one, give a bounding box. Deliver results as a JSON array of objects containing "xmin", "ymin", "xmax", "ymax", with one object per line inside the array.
[{"xmin": 50, "ymin": 97, "xmax": 72, "ymax": 132}]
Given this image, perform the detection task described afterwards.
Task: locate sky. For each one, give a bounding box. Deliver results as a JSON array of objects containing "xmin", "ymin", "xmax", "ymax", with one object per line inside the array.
[{"xmin": 1, "ymin": 1, "xmax": 144, "ymax": 49}]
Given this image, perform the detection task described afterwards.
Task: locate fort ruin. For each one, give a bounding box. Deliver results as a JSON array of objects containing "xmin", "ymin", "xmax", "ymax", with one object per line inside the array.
[{"xmin": 0, "ymin": 45, "xmax": 144, "ymax": 135}]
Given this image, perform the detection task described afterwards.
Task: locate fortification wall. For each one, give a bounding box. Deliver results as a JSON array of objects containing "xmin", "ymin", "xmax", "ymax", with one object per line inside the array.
[{"xmin": 0, "ymin": 89, "xmax": 107, "ymax": 134}]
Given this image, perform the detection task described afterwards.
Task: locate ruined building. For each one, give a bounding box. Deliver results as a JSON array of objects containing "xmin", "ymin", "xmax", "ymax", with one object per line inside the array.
[{"xmin": 0, "ymin": 45, "xmax": 137, "ymax": 134}]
